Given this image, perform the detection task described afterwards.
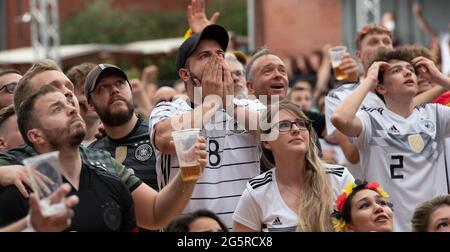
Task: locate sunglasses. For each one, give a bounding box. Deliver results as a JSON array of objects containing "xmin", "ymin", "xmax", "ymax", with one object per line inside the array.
[{"xmin": 0, "ymin": 83, "xmax": 16, "ymax": 94}]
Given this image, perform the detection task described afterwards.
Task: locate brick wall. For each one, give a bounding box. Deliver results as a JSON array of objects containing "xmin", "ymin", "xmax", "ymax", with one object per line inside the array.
[{"xmin": 258, "ymin": 0, "xmax": 342, "ymax": 56}]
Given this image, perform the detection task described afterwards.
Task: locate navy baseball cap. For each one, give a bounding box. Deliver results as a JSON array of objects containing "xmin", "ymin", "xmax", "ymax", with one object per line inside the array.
[
  {"xmin": 84, "ymin": 64, "xmax": 129, "ymax": 101},
  {"xmin": 176, "ymin": 24, "xmax": 229, "ymax": 72}
]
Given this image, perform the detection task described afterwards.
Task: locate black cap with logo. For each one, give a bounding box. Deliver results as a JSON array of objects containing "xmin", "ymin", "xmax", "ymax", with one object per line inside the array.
[{"xmin": 175, "ymin": 24, "xmax": 229, "ymax": 72}]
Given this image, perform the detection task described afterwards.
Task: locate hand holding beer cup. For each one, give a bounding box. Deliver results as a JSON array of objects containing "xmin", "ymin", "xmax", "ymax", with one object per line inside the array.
[
  {"xmin": 339, "ymin": 53, "xmax": 359, "ymax": 82},
  {"xmin": 172, "ymin": 129, "xmax": 206, "ymax": 182},
  {"xmin": 328, "ymin": 46, "xmax": 350, "ymax": 81}
]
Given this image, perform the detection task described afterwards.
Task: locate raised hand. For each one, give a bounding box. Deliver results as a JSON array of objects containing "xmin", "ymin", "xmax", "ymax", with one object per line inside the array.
[
  {"xmin": 187, "ymin": 0, "xmax": 220, "ymax": 33},
  {"xmin": 130, "ymin": 79, "xmax": 153, "ymax": 120},
  {"xmin": 29, "ymin": 183, "xmax": 79, "ymax": 232},
  {"xmin": 411, "ymin": 56, "xmax": 449, "ymax": 86},
  {"xmin": 339, "ymin": 53, "xmax": 360, "ymax": 82},
  {"xmin": 364, "ymin": 61, "xmax": 390, "ymax": 89},
  {"xmin": 201, "ymin": 56, "xmax": 224, "ymax": 104},
  {"xmin": 0, "ymin": 165, "xmax": 33, "ymax": 198}
]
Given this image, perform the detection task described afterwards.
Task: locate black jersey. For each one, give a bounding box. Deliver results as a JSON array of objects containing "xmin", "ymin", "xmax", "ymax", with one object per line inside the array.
[
  {"xmin": 89, "ymin": 117, "xmax": 158, "ymax": 190},
  {"xmin": 0, "ymin": 159, "xmax": 136, "ymax": 231}
]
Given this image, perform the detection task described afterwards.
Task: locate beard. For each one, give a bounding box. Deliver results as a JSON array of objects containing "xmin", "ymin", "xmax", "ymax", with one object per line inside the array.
[
  {"xmin": 95, "ymin": 98, "xmax": 135, "ymax": 127},
  {"xmin": 44, "ymin": 121, "xmax": 86, "ymax": 149}
]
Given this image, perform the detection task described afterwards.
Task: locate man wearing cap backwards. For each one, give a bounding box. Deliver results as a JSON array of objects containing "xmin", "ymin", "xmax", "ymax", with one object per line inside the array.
[
  {"xmin": 0, "ymin": 59, "xmax": 207, "ymax": 230},
  {"xmin": 150, "ymin": 24, "xmax": 261, "ymax": 229},
  {"xmin": 85, "ymin": 64, "xmax": 159, "ymax": 192}
]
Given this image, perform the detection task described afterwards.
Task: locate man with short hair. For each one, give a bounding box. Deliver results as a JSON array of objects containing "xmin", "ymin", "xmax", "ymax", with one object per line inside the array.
[
  {"xmin": 0, "ymin": 85, "xmax": 137, "ymax": 231},
  {"xmin": 246, "ymin": 48, "xmax": 289, "ymax": 106},
  {"xmin": 332, "ymin": 47, "xmax": 450, "ymax": 231},
  {"xmin": 85, "ymin": 64, "xmax": 158, "ymax": 191},
  {"xmin": 0, "ymin": 59, "xmax": 207, "ymax": 230},
  {"xmin": 288, "ymin": 86, "xmax": 313, "ymax": 111},
  {"xmin": 150, "ymin": 24, "xmax": 260, "ymax": 229},
  {"xmin": 66, "ymin": 63, "xmax": 100, "ymax": 147},
  {"xmin": 0, "ymin": 105, "xmax": 24, "ymax": 152},
  {"xmin": 0, "ymin": 69, "xmax": 21, "ymax": 110},
  {"xmin": 225, "ymin": 52, "xmax": 248, "ymax": 99}
]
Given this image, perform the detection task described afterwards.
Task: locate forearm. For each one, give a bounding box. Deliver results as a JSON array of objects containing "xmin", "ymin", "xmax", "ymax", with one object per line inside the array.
[
  {"xmin": 414, "ymin": 14, "xmax": 437, "ymax": 39},
  {"xmin": 314, "ymin": 57, "xmax": 332, "ymax": 100},
  {"xmin": 0, "ymin": 218, "xmax": 26, "ymax": 232},
  {"xmin": 413, "ymin": 85, "xmax": 445, "ymax": 105},
  {"xmin": 153, "ymin": 173, "xmax": 196, "ymax": 228}
]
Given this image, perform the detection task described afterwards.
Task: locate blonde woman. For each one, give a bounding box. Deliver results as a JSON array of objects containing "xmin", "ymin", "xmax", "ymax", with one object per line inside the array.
[{"xmin": 232, "ymin": 100, "xmax": 353, "ymax": 232}]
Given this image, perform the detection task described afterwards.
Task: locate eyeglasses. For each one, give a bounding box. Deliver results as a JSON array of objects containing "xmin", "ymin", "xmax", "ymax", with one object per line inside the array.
[
  {"xmin": 273, "ymin": 119, "xmax": 310, "ymax": 132},
  {"xmin": 231, "ymin": 70, "xmax": 245, "ymax": 78},
  {"xmin": 0, "ymin": 83, "xmax": 16, "ymax": 94}
]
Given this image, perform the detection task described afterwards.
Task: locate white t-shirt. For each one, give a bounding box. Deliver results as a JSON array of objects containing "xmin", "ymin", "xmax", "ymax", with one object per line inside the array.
[
  {"xmin": 325, "ymin": 83, "xmax": 385, "ymax": 137},
  {"xmin": 149, "ymin": 98, "xmax": 263, "ymax": 229},
  {"xmin": 353, "ymin": 103, "xmax": 450, "ymax": 231},
  {"xmin": 324, "ymin": 83, "xmax": 384, "ymax": 179},
  {"xmin": 232, "ymin": 164, "xmax": 354, "ymax": 232}
]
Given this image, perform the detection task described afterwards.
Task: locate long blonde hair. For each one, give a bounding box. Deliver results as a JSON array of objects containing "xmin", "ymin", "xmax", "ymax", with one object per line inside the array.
[{"xmin": 259, "ymin": 100, "xmax": 334, "ymax": 232}]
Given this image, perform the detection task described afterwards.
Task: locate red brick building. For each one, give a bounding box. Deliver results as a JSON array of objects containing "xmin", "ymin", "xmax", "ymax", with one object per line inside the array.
[{"xmin": 253, "ymin": 0, "xmax": 342, "ymax": 57}]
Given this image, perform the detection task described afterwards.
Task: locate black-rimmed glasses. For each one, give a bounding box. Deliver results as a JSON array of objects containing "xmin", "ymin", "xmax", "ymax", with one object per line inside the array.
[{"xmin": 273, "ymin": 119, "xmax": 311, "ymax": 132}]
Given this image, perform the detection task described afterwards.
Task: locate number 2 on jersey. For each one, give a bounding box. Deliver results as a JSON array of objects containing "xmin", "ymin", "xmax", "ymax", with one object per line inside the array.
[{"xmin": 390, "ymin": 155, "xmax": 404, "ymax": 179}]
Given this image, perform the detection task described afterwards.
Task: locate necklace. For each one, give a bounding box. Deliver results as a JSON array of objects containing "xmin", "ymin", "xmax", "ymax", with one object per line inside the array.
[{"xmin": 280, "ymin": 183, "xmax": 301, "ymax": 199}]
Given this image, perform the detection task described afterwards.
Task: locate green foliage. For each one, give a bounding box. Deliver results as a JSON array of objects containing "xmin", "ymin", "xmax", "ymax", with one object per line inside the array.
[
  {"xmin": 61, "ymin": 0, "xmax": 247, "ymax": 83},
  {"xmin": 210, "ymin": 0, "xmax": 247, "ymax": 36}
]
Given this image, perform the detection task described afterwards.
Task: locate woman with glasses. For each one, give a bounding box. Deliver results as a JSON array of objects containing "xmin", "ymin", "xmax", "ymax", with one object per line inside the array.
[{"xmin": 232, "ymin": 100, "xmax": 353, "ymax": 232}]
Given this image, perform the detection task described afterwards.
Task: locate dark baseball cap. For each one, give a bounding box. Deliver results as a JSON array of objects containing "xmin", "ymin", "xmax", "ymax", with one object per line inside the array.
[
  {"xmin": 84, "ymin": 64, "xmax": 129, "ymax": 101},
  {"xmin": 176, "ymin": 24, "xmax": 229, "ymax": 72}
]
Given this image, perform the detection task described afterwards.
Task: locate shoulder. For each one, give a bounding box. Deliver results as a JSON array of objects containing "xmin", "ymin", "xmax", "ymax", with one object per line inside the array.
[
  {"xmin": 88, "ymin": 137, "xmax": 107, "ymax": 148},
  {"xmin": 80, "ymin": 147, "xmax": 118, "ymax": 176},
  {"xmin": 327, "ymin": 83, "xmax": 358, "ymax": 100},
  {"xmin": 0, "ymin": 144, "xmax": 36, "ymax": 165},
  {"xmin": 325, "ymin": 163, "xmax": 349, "ymax": 178},
  {"xmin": 150, "ymin": 99, "xmax": 192, "ymax": 123},
  {"xmin": 155, "ymin": 99, "xmax": 191, "ymax": 112},
  {"xmin": 359, "ymin": 105, "xmax": 385, "ymax": 115},
  {"xmin": 248, "ymin": 169, "xmax": 274, "ymax": 190},
  {"xmin": 234, "ymin": 98, "xmax": 267, "ymax": 112}
]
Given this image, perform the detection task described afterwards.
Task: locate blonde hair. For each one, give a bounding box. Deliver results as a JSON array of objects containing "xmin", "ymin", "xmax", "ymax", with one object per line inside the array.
[
  {"xmin": 259, "ymin": 100, "xmax": 335, "ymax": 232},
  {"xmin": 14, "ymin": 59, "xmax": 62, "ymax": 110}
]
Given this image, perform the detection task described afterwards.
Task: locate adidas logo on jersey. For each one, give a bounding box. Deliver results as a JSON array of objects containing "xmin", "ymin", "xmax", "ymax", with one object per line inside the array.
[
  {"xmin": 388, "ymin": 125, "xmax": 400, "ymax": 134},
  {"xmin": 272, "ymin": 217, "xmax": 282, "ymax": 226}
]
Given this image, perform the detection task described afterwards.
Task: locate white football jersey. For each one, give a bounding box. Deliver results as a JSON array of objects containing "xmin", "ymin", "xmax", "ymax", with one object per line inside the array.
[
  {"xmin": 149, "ymin": 99, "xmax": 261, "ymax": 229},
  {"xmin": 232, "ymin": 164, "xmax": 354, "ymax": 232},
  {"xmin": 353, "ymin": 103, "xmax": 450, "ymax": 231},
  {"xmin": 325, "ymin": 83, "xmax": 384, "ymax": 137}
]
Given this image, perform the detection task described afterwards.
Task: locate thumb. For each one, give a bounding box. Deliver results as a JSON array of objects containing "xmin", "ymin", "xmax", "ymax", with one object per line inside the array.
[{"xmin": 28, "ymin": 193, "xmax": 43, "ymax": 219}]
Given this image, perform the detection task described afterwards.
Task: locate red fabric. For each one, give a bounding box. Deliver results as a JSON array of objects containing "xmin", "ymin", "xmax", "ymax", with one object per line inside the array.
[{"xmin": 433, "ymin": 91, "xmax": 450, "ymax": 106}]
